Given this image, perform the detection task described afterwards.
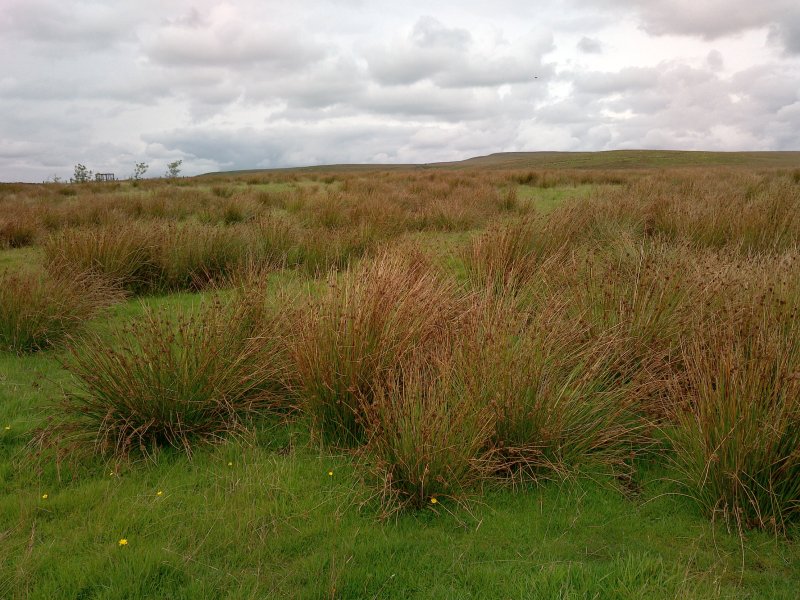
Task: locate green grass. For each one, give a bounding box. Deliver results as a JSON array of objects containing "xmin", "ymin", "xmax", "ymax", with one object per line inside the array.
[
  {"xmin": 0, "ymin": 352, "xmax": 69, "ymax": 440},
  {"xmin": 0, "ymin": 277, "xmax": 798, "ymax": 597},
  {"xmin": 0, "ymin": 247, "xmax": 44, "ymax": 274},
  {"xmin": 2, "ymin": 413, "xmax": 799, "ymax": 598},
  {"xmin": 516, "ymin": 183, "xmax": 596, "ymax": 214}
]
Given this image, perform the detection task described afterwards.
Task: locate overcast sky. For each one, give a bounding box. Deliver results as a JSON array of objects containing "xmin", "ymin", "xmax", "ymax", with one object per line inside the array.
[{"xmin": 1, "ymin": 0, "xmax": 798, "ymax": 182}]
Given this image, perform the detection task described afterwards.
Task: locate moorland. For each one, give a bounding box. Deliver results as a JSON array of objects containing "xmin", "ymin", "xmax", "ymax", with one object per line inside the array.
[{"xmin": 1, "ymin": 151, "xmax": 800, "ymax": 598}]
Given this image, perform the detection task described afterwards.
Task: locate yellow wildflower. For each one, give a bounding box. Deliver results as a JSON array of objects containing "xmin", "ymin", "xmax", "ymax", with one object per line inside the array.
[
  {"xmin": 156, "ymin": 491, "xmax": 163, "ymax": 496},
  {"xmin": 4, "ymin": 426, "xmax": 10, "ymax": 430},
  {"xmin": 328, "ymin": 471, "xmax": 333, "ymax": 477},
  {"xmin": 118, "ymin": 538, "xmax": 128, "ymax": 546},
  {"xmin": 430, "ymin": 497, "xmax": 438, "ymax": 504},
  {"xmin": 41, "ymin": 494, "xmax": 48, "ymax": 500},
  {"xmin": 227, "ymin": 462, "xmax": 233, "ymax": 466}
]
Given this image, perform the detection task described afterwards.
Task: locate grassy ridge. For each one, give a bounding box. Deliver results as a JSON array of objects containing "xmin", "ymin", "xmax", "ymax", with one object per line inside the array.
[
  {"xmin": 449, "ymin": 150, "xmax": 800, "ymax": 170},
  {"xmin": 201, "ymin": 150, "xmax": 800, "ymax": 176}
]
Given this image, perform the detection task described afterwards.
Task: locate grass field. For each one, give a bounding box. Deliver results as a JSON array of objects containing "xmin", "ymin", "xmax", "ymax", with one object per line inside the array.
[{"xmin": 2, "ymin": 152, "xmax": 800, "ymax": 598}]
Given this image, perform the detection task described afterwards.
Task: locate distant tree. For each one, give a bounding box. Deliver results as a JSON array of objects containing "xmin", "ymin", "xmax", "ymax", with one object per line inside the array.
[
  {"xmin": 71, "ymin": 164, "xmax": 92, "ymax": 183},
  {"xmin": 132, "ymin": 162, "xmax": 149, "ymax": 180},
  {"xmin": 165, "ymin": 159, "xmax": 182, "ymax": 178}
]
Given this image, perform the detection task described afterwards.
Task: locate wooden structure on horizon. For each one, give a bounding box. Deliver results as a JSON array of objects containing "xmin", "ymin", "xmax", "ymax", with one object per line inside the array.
[{"xmin": 95, "ymin": 173, "xmax": 116, "ymax": 182}]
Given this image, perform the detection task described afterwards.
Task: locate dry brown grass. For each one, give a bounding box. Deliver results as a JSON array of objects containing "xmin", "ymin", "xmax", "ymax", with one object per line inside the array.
[
  {"xmin": 0, "ymin": 268, "xmax": 123, "ymax": 352},
  {"xmin": 667, "ymin": 251, "xmax": 800, "ymax": 531},
  {"xmin": 460, "ymin": 293, "xmax": 643, "ymax": 481},
  {"xmin": 42, "ymin": 297, "xmax": 290, "ymax": 459},
  {"xmin": 365, "ymin": 356, "xmax": 495, "ymax": 510},
  {"xmin": 290, "ymin": 250, "xmax": 470, "ymax": 446},
  {"xmin": 544, "ymin": 169, "xmax": 800, "ymax": 253}
]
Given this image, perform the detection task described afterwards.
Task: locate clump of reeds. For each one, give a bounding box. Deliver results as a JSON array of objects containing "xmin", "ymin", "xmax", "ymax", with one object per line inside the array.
[
  {"xmin": 0, "ymin": 215, "xmax": 38, "ymax": 248},
  {"xmin": 48, "ymin": 297, "xmax": 289, "ymax": 458},
  {"xmin": 0, "ymin": 269, "xmax": 122, "ymax": 352},
  {"xmin": 291, "ymin": 251, "xmax": 468, "ymax": 446},
  {"xmin": 463, "ymin": 218, "xmax": 543, "ymax": 291},
  {"xmin": 44, "ymin": 224, "xmax": 158, "ymax": 294},
  {"xmin": 359, "ymin": 289, "xmax": 644, "ymax": 510},
  {"xmin": 246, "ymin": 215, "xmax": 302, "ymax": 269},
  {"xmin": 295, "ymin": 225, "xmax": 380, "ymax": 276},
  {"xmin": 44, "ymin": 222, "xmax": 254, "ymax": 294},
  {"xmin": 496, "ymin": 185, "xmax": 520, "ymax": 212},
  {"xmin": 466, "ymin": 294, "xmax": 642, "ymax": 481},
  {"xmin": 563, "ymin": 241, "xmax": 701, "ymax": 417},
  {"xmin": 155, "ymin": 223, "xmax": 249, "ymax": 290},
  {"xmin": 668, "ymin": 268, "xmax": 800, "ymax": 531},
  {"xmin": 365, "ymin": 357, "xmax": 494, "ymax": 510}
]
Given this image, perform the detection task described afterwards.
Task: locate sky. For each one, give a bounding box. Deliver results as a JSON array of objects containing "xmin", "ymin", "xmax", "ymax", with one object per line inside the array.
[{"xmin": 0, "ymin": 0, "xmax": 798, "ymax": 182}]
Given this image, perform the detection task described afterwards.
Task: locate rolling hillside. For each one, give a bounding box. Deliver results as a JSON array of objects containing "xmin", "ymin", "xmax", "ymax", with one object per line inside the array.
[{"xmin": 205, "ymin": 150, "xmax": 800, "ymax": 177}]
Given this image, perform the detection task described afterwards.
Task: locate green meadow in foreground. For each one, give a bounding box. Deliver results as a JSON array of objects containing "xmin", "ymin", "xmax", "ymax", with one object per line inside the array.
[{"xmin": 1, "ymin": 156, "xmax": 800, "ymax": 598}]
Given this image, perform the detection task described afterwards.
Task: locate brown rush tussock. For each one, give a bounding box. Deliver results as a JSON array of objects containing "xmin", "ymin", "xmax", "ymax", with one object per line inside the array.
[
  {"xmin": 40, "ymin": 297, "xmax": 290, "ymax": 460},
  {"xmin": 667, "ymin": 258, "xmax": 800, "ymax": 532},
  {"xmin": 0, "ymin": 268, "xmax": 123, "ymax": 353},
  {"xmin": 464, "ymin": 292, "xmax": 644, "ymax": 482},
  {"xmin": 365, "ymin": 356, "xmax": 495, "ymax": 510},
  {"xmin": 290, "ymin": 250, "xmax": 471, "ymax": 447}
]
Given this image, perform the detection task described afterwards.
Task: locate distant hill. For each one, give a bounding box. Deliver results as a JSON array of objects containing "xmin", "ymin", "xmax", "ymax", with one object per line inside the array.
[
  {"xmin": 438, "ymin": 150, "xmax": 800, "ymax": 170},
  {"xmin": 204, "ymin": 150, "xmax": 800, "ymax": 177}
]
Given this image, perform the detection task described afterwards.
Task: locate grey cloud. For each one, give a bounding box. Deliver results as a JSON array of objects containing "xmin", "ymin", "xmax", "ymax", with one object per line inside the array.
[
  {"xmin": 354, "ymin": 84, "xmax": 493, "ymax": 121},
  {"xmin": 145, "ymin": 18, "xmax": 324, "ymax": 69},
  {"xmin": 0, "ymin": 0, "xmax": 141, "ymax": 50},
  {"xmin": 367, "ymin": 45, "xmax": 457, "ymax": 86},
  {"xmin": 367, "ymin": 18, "xmax": 553, "ymax": 87},
  {"xmin": 706, "ymin": 50, "xmax": 724, "ymax": 71},
  {"xmin": 434, "ymin": 52, "xmax": 554, "ymax": 88},
  {"xmin": 571, "ymin": 63, "xmax": 729, "ymax": 117},
  {"xmin": 587, "ymin": 0, "xmax": 800, "ymax": 54},
  {"xmin": 533, "ymin": 99, "xmax": 594, "ymax": 125},
  {"xmin": 411, "ymin": 16, "xmax": 472, "ymax": 49},
  {"xmin": 146, "ymin": 117, "xmax": 525, "ymax": 171},
  {"xmin": 541, "ymin": 60, "xmax": 800, "ymax": 153},
  {"xmin": 247, "ymin": 58, "xmax": 367, "ymax": 110},
  {"xmin": 577, "ymin": 36, "xmax": 602, "ymax": 54},
  {"xmin": 769, "ymin": 18, "xmax": 800, "ymax": 54},
  {"xmin": 572, "ymin": 67, "xmax": 660, "ymax": 95},
  {"xmin": 767, "ymin": 102, "xmax": 800, "ymax": 148},
  {"xmin": 0, "ymin": 140, "xmax": 49, "ymax": 160},
  {"xmin": 636, "ymin": 2, "xmax": 793, "ymax": 39},
  {"xmin": 731, "ymin": 65, "xmax": 800, "ymax": 113},
  {"xmin": 145, "ymin": 124, "xmax": 418, "ymax": 170}
]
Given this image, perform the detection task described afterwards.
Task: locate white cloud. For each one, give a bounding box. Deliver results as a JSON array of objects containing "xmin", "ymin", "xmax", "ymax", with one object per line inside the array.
[
  {"xmin": 366, "ymin": 17, "xmax": 553, "ymax": 88},
  {"xmin": 0, "ymin": 0, "xmax": 798, "ymax": 181},
  {"xmin": 144, "ymin": 6, "xmax": 324, "ymax": 69}
]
